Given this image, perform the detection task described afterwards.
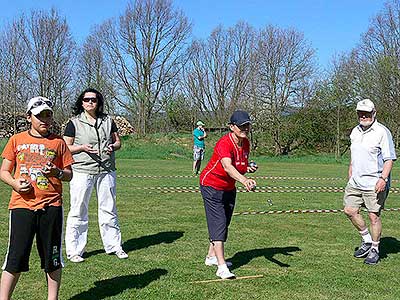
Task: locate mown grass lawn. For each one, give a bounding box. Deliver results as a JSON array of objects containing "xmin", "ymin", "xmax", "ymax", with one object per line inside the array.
[{"xmin": 0, "ymin": 158, "xmax": 399, "ymax": 299}]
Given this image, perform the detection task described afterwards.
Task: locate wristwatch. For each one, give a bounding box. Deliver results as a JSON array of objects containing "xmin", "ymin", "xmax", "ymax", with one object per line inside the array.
[
  {"xmin": 380, "ymin": 176, "xmax": 388, "ymax": 183},
  {"xmin": 56, "ymin": 169, "xmax": 64, "ymax": 179}
]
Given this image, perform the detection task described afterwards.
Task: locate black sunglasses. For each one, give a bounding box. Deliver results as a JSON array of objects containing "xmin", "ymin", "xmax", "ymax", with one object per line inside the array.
[
  {"xmin": 82, "ymin": 97, "xmax": 98, "ymax": 103},
  {"xmin": 31, "ymin": 100, "xmax": 53, "ymax": 108},
  {"xmin": 235, "ymin": 123, "xmax": 251, "ymax": 130},
  {"xmin": 357, "ymin": 111, "xmax": 373, "ymax": 118}
]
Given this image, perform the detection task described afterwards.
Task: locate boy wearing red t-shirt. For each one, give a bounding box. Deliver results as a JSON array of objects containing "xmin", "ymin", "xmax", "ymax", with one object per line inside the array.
[
  {"xmin": 0, "ymin": 97, "xmax": 73, "ymax": 300},
  {"xmin": 200, "ymin": 110, "xmax": 258, "ymax": 279}
]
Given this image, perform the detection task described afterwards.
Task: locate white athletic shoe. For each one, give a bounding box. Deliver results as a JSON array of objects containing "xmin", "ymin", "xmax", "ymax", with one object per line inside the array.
[
  {"xmin": 70, "ymin": 255, "xmax": 85, "ymax": 263},
  {"xmin": 205, "ymin": 256, "xmax": 232, "ymax": 267},
  {"xmin": 216, "ymin": 267, "xmax": 235, "ymax": 279},
  {"xmin": 115, "ymin": 250, "xmax": 128, "ymax": 259}
]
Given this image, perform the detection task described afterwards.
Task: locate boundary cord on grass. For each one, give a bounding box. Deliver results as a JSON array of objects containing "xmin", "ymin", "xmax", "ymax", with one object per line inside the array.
[
  {"xmin": 117, "ymin": 174, "xmax": 400, "ymax": 182},
  {"xmin": 128, "ymin": 186, "xmax": 400, "ymax": 193},
  {"xmin": 233, "ymin": 208, "xmax": 400, "ymax": 215},
  {"xmin": 117, "ymin": 174, "xmax": 345, "ymax": 180}
]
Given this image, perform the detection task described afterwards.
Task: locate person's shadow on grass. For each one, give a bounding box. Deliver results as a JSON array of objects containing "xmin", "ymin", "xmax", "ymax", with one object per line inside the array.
[
  {"xmin": 379, "ymin": 236, "xmax": 400, "ymax": 259},
  {"xmin": 84, "ymin": 231, "xmax": 184, "ymax": 258},
  {"xmin": 69, "ymin": 268, "xmax": 168, "ymax": 300},
  {"xmin": 228, "ymin": 246, "xmax": 301, "ymax": 270}
]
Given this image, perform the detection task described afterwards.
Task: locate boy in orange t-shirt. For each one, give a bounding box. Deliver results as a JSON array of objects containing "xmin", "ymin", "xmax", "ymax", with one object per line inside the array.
[{"xmin": 0, "ymin": 96, "xmax": 74, "ymax": 300}]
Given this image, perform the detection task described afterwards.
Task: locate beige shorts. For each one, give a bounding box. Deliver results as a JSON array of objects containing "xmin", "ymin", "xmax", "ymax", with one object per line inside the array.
[{"xmin": 343, "ymin": 183, "xmax": 389, "ymax": 213}]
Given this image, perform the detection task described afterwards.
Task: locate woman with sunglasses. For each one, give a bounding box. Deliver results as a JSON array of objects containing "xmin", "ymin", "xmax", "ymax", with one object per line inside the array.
[
  {"xmin": 200, "ymin": 110, "xmax": 258, "ymax": 279},
  {"xmin": 63, "ymin": 88, "xmax": 128, "ymax": 263}
]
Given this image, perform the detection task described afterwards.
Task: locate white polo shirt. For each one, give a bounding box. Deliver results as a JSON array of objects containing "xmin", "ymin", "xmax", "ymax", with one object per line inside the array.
[{"xmin": 349, "ymin": 120, "xmax": 396, "ymax": 190}]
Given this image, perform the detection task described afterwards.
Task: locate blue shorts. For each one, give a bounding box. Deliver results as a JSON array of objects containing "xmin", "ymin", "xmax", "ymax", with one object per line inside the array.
[
  {"xmin": 2, "ymin": 206, "xmax": 63, "ymax": 273},
  {"xmin": 200, "ymin": 185, "xmax": 236, "ymax": 242}
]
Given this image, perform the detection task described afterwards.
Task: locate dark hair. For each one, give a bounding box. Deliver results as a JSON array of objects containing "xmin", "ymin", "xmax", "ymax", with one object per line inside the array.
[{"xmin": 73, "ymin": 88, "xmax": 105, "ymax": 117}]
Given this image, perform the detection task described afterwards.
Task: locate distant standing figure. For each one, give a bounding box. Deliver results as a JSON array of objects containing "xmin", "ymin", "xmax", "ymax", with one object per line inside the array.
[
  {"xmin": 200, "ymin": 110, "xmax": 258, "ymax": 279},
  {"xmin": 64, "ymin": 88, "xmax": 128, "ymax": 263},
  {"xmin": 193, "ymin": 120, "xmax": 207, "ymax": 175},
  {"xmin": 343, "ymin": 99, "xmax": 396, "ymax": 265}
]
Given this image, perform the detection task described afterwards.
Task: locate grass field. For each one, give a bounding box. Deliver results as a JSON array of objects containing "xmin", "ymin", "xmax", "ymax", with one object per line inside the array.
[{"xmin": 0, "ymin": 155, "xmax": 400, "ymax": 299}]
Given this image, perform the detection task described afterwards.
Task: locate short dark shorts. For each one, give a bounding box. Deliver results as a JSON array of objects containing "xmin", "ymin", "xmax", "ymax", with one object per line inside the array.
[
  {"xmin": 200, "ymin": 185, "xmax": 236, "ymax": 242},
  {"xmin": 2, "ymin": 206, "xmax": 63, "ymax": 273}
]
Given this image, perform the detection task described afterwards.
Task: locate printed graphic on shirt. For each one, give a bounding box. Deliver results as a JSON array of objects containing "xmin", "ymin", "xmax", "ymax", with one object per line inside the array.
[
  {"xmin": 45, "ymin": 149, "xmax": 57, "ymax": 161},
  {"xmin": 16, "ymin": 143, "xmax": 58, "ymax": 190}
]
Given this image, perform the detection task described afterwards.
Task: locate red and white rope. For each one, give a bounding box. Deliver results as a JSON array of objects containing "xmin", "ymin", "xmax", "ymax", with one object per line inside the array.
[
  {"xmin": 233, "ymin": 207, "xmax": 400, "ymax": 215},
  {"xmin": 117, "ymin": 174, "xmax": 400, "ymax": 182},
  {"xmin": 128, "ymin": 186, "xmax": 400, "ymax": 193}
]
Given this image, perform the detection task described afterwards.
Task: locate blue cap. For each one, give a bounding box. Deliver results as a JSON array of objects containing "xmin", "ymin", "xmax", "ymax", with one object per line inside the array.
[{"xmin": 229, "ymin": 110, "xmax": 251, "ymax": 126}]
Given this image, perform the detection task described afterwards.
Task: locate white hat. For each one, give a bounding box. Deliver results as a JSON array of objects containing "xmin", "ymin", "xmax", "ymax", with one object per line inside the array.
[
  {"xmin": 356, "ymin": 99, "xmax": 375, "ymax": 112},
  {"xmin": 26, "ymin": 96, "xmax": 53, "ymax": 115}
]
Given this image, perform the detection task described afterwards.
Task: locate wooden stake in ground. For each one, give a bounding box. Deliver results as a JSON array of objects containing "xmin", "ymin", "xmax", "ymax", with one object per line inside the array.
[{"xmin": 192, "ymin": 274, "xmax": 263, "ymax": 284}]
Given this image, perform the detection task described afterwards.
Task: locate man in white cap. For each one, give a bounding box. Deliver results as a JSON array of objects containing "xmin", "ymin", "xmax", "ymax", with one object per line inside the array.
[
  {"xmin": 192, "ymin": 120, "xmax": 207, "ymax": 175},
  {"xmin": 343, "ymin": 99, "xmax": 396, "ymax": 265}
]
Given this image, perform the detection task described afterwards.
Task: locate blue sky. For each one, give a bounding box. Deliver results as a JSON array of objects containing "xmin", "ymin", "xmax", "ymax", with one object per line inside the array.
[{"xmin": 0, "ymin": 0, "xmax": 388, "ymax": 69}]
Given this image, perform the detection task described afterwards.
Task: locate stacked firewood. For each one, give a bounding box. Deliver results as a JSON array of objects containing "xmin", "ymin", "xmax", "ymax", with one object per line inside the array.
[
  {"xmin": 113, "ymin": 116, "xmax": 135, "ymax": 136},
  {"xmin": 0, "ymin": 114, "xmax": 30, "ymax": 139}
]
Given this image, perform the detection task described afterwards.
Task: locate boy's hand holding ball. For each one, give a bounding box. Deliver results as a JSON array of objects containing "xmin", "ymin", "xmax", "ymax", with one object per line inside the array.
[{"xmin": 15, "ymin": 177, "xmax": 32, "ymax": 194}]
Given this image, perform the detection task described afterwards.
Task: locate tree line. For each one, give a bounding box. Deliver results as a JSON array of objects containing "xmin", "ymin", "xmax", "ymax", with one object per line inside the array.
[{"xmin": 1, "ymin": 0, "xmax": 399, "ymax": 157}]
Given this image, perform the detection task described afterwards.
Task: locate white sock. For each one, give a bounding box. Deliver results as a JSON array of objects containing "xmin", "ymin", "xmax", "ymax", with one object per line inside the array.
[
  {"xmin": 218, "ymin": 263, "xmax": 228, "ymax": 270},
  {"xmin": 371, "ymin": 241, "xmax": 380, "ymax": 252},
  {"xmin": 359, "ymin": 229, "xmax": 372, "ymax": 243}
]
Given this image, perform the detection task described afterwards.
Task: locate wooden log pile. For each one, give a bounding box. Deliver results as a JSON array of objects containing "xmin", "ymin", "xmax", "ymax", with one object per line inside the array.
[
  {"xmin": 0, "ymin": 114, "xmax": 30, "ymax": 139},
  {"xmin": 113, "ymin": 116, "xmax": 135, "ymax": 136}
]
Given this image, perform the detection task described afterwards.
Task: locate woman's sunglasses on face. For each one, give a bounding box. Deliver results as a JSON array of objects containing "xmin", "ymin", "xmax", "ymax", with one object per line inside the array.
[{"xmin": 82, "ymin": 97, "xmax": 97, "ymax": 103}]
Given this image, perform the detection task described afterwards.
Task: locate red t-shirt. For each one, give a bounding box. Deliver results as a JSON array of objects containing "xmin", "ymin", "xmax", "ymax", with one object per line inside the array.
[
  {"xmin": 1, "ymin": 131, "xmax": 74, "ymax": 210},
  {"xmin": 200, "ymin": 133, "xmax": 250, "ymax": 190}
]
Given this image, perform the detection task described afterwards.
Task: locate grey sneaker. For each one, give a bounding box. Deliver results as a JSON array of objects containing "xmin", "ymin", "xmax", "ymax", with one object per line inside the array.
[
  {"xmin": 354, "ymin": 241, "xmax": 372, "ymax": 258},
  {"xmin": 364, "ymin": 248, "xmax": 379, "ymax": 265}
]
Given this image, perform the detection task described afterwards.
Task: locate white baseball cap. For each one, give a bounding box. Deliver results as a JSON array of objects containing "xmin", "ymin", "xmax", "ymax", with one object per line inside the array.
[
  {"xmin": 26, "ymin": 96, "xmax": 53, "ymax": 115},
  {"xmin": 356, "ymin": 99, "xmax": 375, "ymax": 112}
]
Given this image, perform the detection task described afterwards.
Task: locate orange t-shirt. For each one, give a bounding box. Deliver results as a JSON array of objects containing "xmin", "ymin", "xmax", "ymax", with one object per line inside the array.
[{"xmin": 1, "ymin": 131, "xmax": 74, "ymax": 210}]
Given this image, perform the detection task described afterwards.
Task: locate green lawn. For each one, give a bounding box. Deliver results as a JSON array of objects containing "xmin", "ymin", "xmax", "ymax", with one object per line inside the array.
[{"xmin": 0, "ymin": 158, "xmax": 399, "ymax": 299}]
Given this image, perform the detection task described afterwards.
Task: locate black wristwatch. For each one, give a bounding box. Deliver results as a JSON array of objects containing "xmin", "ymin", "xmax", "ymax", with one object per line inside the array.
[
  {"xmin": 380, "ymin": 176, "xmax": 388, "ymax": 183},
  {"xmin": 56, "ymin": 169, "xmax": 64, "ymax": 179}
]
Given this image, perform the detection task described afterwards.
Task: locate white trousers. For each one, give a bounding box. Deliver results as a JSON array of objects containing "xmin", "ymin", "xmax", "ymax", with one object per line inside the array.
[{"xmin": 65, "ymin": 171, "xmax": 122, "ymax": 258}]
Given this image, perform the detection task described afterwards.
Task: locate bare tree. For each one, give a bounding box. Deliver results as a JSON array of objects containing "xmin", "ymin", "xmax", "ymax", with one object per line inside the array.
[
  {"xmin": 253, "ymin": 25, "xmax": 315, "ymax": 155},
  {"xmin": 184, "ymin": 22, "xmax": 256, "ymax": 126},
  {"xmin": 22, "ymin": 8, "xmax": 76, "ymax": 121},
  {"xmin": 0, "ymin": 17, "xmax": 30, "ymax": 131},
  {"xmin": 99, "ymin": 0, "xmax": 192, "ymax": 135},
  {"xmin": 75, "ymin": 33, "xmax": 117, "ymax": 114}
]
